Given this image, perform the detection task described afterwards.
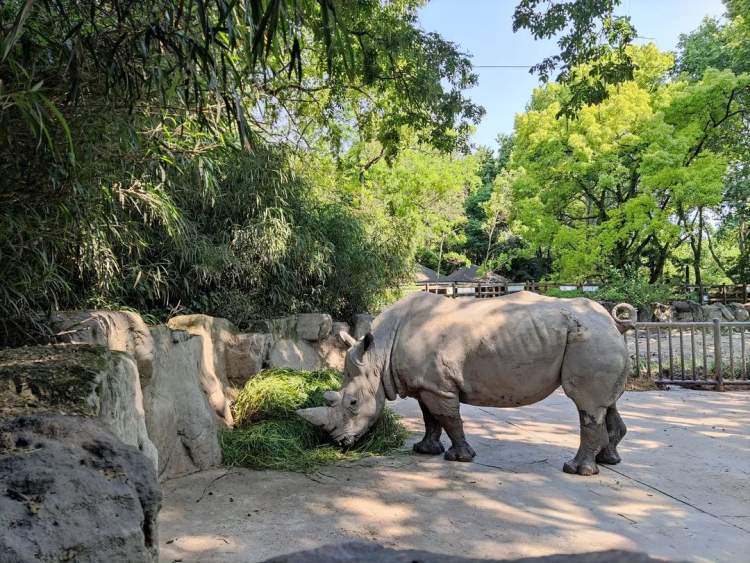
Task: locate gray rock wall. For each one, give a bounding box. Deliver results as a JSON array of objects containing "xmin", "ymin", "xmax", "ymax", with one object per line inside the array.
[
  {"xmin": 265, "ymin": 313, "xmax": 349, "ymax": 371},
  {"xmin": 0, "ymin": 344, "xmax": 157, "ymax": 472},
  {"xmin": 651, "ymin": 301, "xmax": 750, "ymax": 322},
  {"xmin": 50, "ymin": 310, "xmax": 155, "ymax": 384},
  {"xmin": 1, "ymin": 309, "xmax": 363, "ymax": 562},
  {"xmin": 37, "ymin": 309, "xmax": 362, "ymax": 481}
]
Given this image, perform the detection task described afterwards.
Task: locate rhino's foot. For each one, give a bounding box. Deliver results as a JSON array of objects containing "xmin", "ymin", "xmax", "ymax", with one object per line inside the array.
[
  {"xmin": 595, "ymin": 447, "xmax": 621, "ymax": 465},
  {"xmin": 563, "ymin": 458, "xmax": 599, "ymax": 476},
  {"xmin": 444, "ymin": 444, "xmax": 476, "ymax": 462},
  {"xmin": 413, "ymin": 439, "xmax": 445, "ymax": 455}
]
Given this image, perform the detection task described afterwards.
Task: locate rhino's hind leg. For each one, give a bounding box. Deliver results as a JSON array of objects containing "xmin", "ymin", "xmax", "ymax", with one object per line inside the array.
[
  {"xmin": 413, "ymin": 400, "xmax": 445, "ymax": 455},
  {"xmin": 563, "ymin": 408, "xmax": 609, "ymax": 476},
  {"xmin": 596, "ymin": 405, "xmax": 626, "ymax": 465}
]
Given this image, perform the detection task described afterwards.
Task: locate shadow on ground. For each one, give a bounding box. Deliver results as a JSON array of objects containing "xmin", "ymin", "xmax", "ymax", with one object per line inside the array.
[{"xmin": 158, "ymin": 389, "xmax": 749, "ymax": 563}]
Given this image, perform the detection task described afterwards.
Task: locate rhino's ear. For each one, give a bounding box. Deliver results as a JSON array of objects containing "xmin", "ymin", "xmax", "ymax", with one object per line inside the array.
[
  {"xmin": 363, "ymin": 332, "xmax": 374, "ymax": 352},
  {"xmin": 338, "ymin": 331, "xmax": 357, "ymax": 349}
]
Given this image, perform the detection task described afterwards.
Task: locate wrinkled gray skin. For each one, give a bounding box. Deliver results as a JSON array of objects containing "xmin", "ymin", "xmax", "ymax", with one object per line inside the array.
[{"xmin": 297, "ymin": 291, "xmax": 630, "ymax": 476}]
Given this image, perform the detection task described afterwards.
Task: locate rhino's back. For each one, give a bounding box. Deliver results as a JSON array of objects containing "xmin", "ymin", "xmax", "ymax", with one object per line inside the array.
[{"xmin": 390, "ymin": 292, "xmax": 619, "ymax": 407}]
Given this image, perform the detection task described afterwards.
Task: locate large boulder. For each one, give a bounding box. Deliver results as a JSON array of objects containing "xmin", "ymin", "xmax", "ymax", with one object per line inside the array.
[
  {"xmin": 166, "ymin": 315, "xmax": 244, "ymax": 425},
  {"xmin": 249, "ymin": 315, "xmax": 298, "ymax": 338},
  {"xmin": 50, "ymin": 310, "xmax": 155, "ymax": 384},
  {"xmin": 702, "ymin": 303, "xmax": 735, "ymax": 322},
  {"xmin": 267, "ymin": 338, "xmax": 321, "ymax": 371},
  {"xmin": 652, "ymin": 302, "xmax": 673, "ymax": 322},
  {"xmin": 728, "ymin": 302, "xmax": 750, "ymax": 321},
  {"xmin": 167, "ymin": 314, "xmax": 271, "ymax": 391},
  {"xmin": 0, "ymin": 344, "xmax": 157, "ymax": 471},
  {"xmin": 142, "ymin": 327, "xmax": 222, "ymax": 481},
  {"xmin": 316, "ymin": 334, "xmax": 350, "ymax": 372},
  {"xmin": 226, "ymin": 332, "xmax": 272, "ymax": 385},
  {"xmin": 267, "ymin": 324, "xmax": 350, "ymax": 371},
  {"xmin": 672, "ymin": 301, "xmax": 703, "ymax": 321},
  {"xmin": 295, "ymin": 313, "xmax": 333, "ymax": 341},
  {"xmin": 0, "ymin": 414, "xmax": 161, "ymax": 562}
]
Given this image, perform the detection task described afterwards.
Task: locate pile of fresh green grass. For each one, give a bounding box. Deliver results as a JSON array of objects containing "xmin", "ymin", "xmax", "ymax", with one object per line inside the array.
[{"xmin": 221, "ymin": 368, "xmax": 408, "ymax": 472}]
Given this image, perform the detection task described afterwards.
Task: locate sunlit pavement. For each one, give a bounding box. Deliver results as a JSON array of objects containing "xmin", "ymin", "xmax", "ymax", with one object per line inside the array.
[{"xmin": 159, "ymin": 389, "xmax": 750, "ymax": 563}]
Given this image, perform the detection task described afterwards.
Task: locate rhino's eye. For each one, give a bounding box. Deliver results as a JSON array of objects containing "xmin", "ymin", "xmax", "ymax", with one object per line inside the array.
[{"xmin": 349, "ymin": 398, "xmax": 358, "ymax": 406}]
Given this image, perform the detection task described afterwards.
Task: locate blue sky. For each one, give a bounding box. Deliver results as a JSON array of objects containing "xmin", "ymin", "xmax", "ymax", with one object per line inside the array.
[{"xmin": 418, "ymin": 0, "xmax": 727, "ymax": 148}]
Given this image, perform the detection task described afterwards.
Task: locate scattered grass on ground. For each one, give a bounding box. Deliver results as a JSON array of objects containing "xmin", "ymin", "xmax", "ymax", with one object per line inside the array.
[
  {"xmin": 625, "ymin": 376, "xmax": 661, "ymax": 391},
  {"xmin": 222, "ymin": 368, "xmax": 408, "ymax": 472}
]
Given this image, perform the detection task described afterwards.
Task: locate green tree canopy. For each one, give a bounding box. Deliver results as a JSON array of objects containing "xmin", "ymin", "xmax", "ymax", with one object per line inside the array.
[{"xmin": 509, "ymin": 44, "xmax": 749, "ymax": 283}]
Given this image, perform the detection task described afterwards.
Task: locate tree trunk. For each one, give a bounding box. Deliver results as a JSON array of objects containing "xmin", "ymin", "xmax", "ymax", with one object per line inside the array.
[
  {"xmin": 648, "ymin": 244, "xmax": 669, "ymax": 283},
  {"xmin": 706, "ymin": 229, "xmax": 733, "ymax": 282},
  {"xmin": 739, "ymin": 217, "xmax": 748, "ymax": 283},
  {"xmin": 483, "ymin": 212, "xmax": 499, "ymax": 266},
  {"xmin": 691, "ymin": 207, "xmax": 704, "ymax": 289},
  {"xmin": 437, "ymin": 235, "xmax": 445, "ymax": 278}
]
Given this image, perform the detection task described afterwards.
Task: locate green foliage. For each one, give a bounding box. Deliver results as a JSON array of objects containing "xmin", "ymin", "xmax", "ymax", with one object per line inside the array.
[
  {"xmin": 594, "ymin": 270, "xmax": 676, "ymax": 312},
  {"xmin": 675, "ymin": 3, "xmax": 750, "ymax": 284},
  {"xmin": 0, "ymin": 0, "xmax": 482, "ymax": 156},
  {"xmin": 0, "ymin": 111, "xmax": 414, "ymax": 342},
  {"xmin": 220, "ymin": 409, "xmax": 407, "ymax": 472},
  {"xmin": 0, "ymin": 0, "xmax": 478, "ymax": 343},
  {"xmin": 544, "ymin": 288, "xmax": 586, "ymax": 299},
  {"xmin": 509, "ymin": 44, "xmax": 749, "ymax": 283},
  {"xmin": 513, "ymin": 0, "xmax": 637, "ymax": 115},
  {"xmin": 3, "ymin": 0, "xmax": 749, "ymax": 345},
  {"xmin": 223, "ymin": 368, "xmax": 408, "ymax": 472},
  {"xmin": 354, "ymin": 141, "xmax": 479, "ymax": 278},
  {"xmin": 462, "ymin": 135, "xmax": 516, "ymax": 266}
]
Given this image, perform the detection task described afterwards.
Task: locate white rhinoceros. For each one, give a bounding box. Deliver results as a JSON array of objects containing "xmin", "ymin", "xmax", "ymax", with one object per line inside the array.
[{"xmin": 297, "ymin": 291, "xmax": 632, "ymax": 476}]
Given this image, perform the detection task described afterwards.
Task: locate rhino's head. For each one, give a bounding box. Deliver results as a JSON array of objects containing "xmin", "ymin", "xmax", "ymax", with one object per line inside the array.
[{"xmin": 296, "ymin": 331, "xmax": 385, "ymax": 447}]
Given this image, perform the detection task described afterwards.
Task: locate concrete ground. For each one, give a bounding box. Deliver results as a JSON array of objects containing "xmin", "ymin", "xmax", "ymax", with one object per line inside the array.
[{"xmin": 159, "ymin": 390, "xmax": 749, "ymax": 563}]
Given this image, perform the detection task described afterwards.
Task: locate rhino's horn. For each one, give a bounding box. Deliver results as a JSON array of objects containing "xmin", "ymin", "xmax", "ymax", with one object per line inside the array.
[{"xmin": 296, "ymin": 406, "xmax": 335, "ymax": 432}]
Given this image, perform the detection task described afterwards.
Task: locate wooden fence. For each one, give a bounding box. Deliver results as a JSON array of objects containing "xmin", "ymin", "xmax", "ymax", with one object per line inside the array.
[
  {"xmin": 419, "ymin": 281, "xmax": 602, "ymax": 298},
  {"xmin": 683, "ymin": 285, "xmax": 750, "ymax": 304},
  {"xmin": 418, "ymin": 281, "xmax": 750, "ymax": 304}
]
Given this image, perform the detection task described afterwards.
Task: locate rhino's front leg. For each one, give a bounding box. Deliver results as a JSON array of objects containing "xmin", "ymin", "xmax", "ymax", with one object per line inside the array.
[
  {"xmin": 413, "ymin": 400, "xmax": 445, "ymax": 455},
  {"xmin": 437, "ymin": 415, "xmax": 476, "ymax": 462},
  {"xmin": 420, "ymin": 393, "xmax": 476, "ymax": 462}
]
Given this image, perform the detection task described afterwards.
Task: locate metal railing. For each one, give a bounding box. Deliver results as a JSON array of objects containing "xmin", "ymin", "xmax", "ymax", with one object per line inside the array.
[{"xmin": 626, "ymin": 319, "xmax": 750, "ymax": 389}]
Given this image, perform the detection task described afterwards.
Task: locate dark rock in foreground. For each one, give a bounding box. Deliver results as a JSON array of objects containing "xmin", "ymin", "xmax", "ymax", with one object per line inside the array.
[
  {"xmin": 261, "ymin": 541, "xmax": 674, "ymax": 563},
  {"xmin": 0, "ymin": 414, "xmax": 161, "ymax": 563}
]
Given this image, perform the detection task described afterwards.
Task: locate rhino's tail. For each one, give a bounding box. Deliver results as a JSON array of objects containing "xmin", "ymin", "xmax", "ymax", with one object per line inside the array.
[{"xmin": 611, "ymin": 303, "xmax": 637, "ymax": 334}]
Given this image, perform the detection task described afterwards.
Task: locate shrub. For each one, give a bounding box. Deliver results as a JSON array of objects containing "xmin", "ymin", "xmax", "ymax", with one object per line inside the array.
[
  {"xmin": 223, "ymin": 369, "xmax": 408, "ymax": 472},
  {"xmin": 0, "ymin": 116, "xmax": 414, "ymax": 343},
  {"xmin": 594, "ymin": 269, "xmax": 674, "ymax": 312},
  {"xmin": 544, "ymin": 288, "xmax": 586, "ymax": 298}
]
